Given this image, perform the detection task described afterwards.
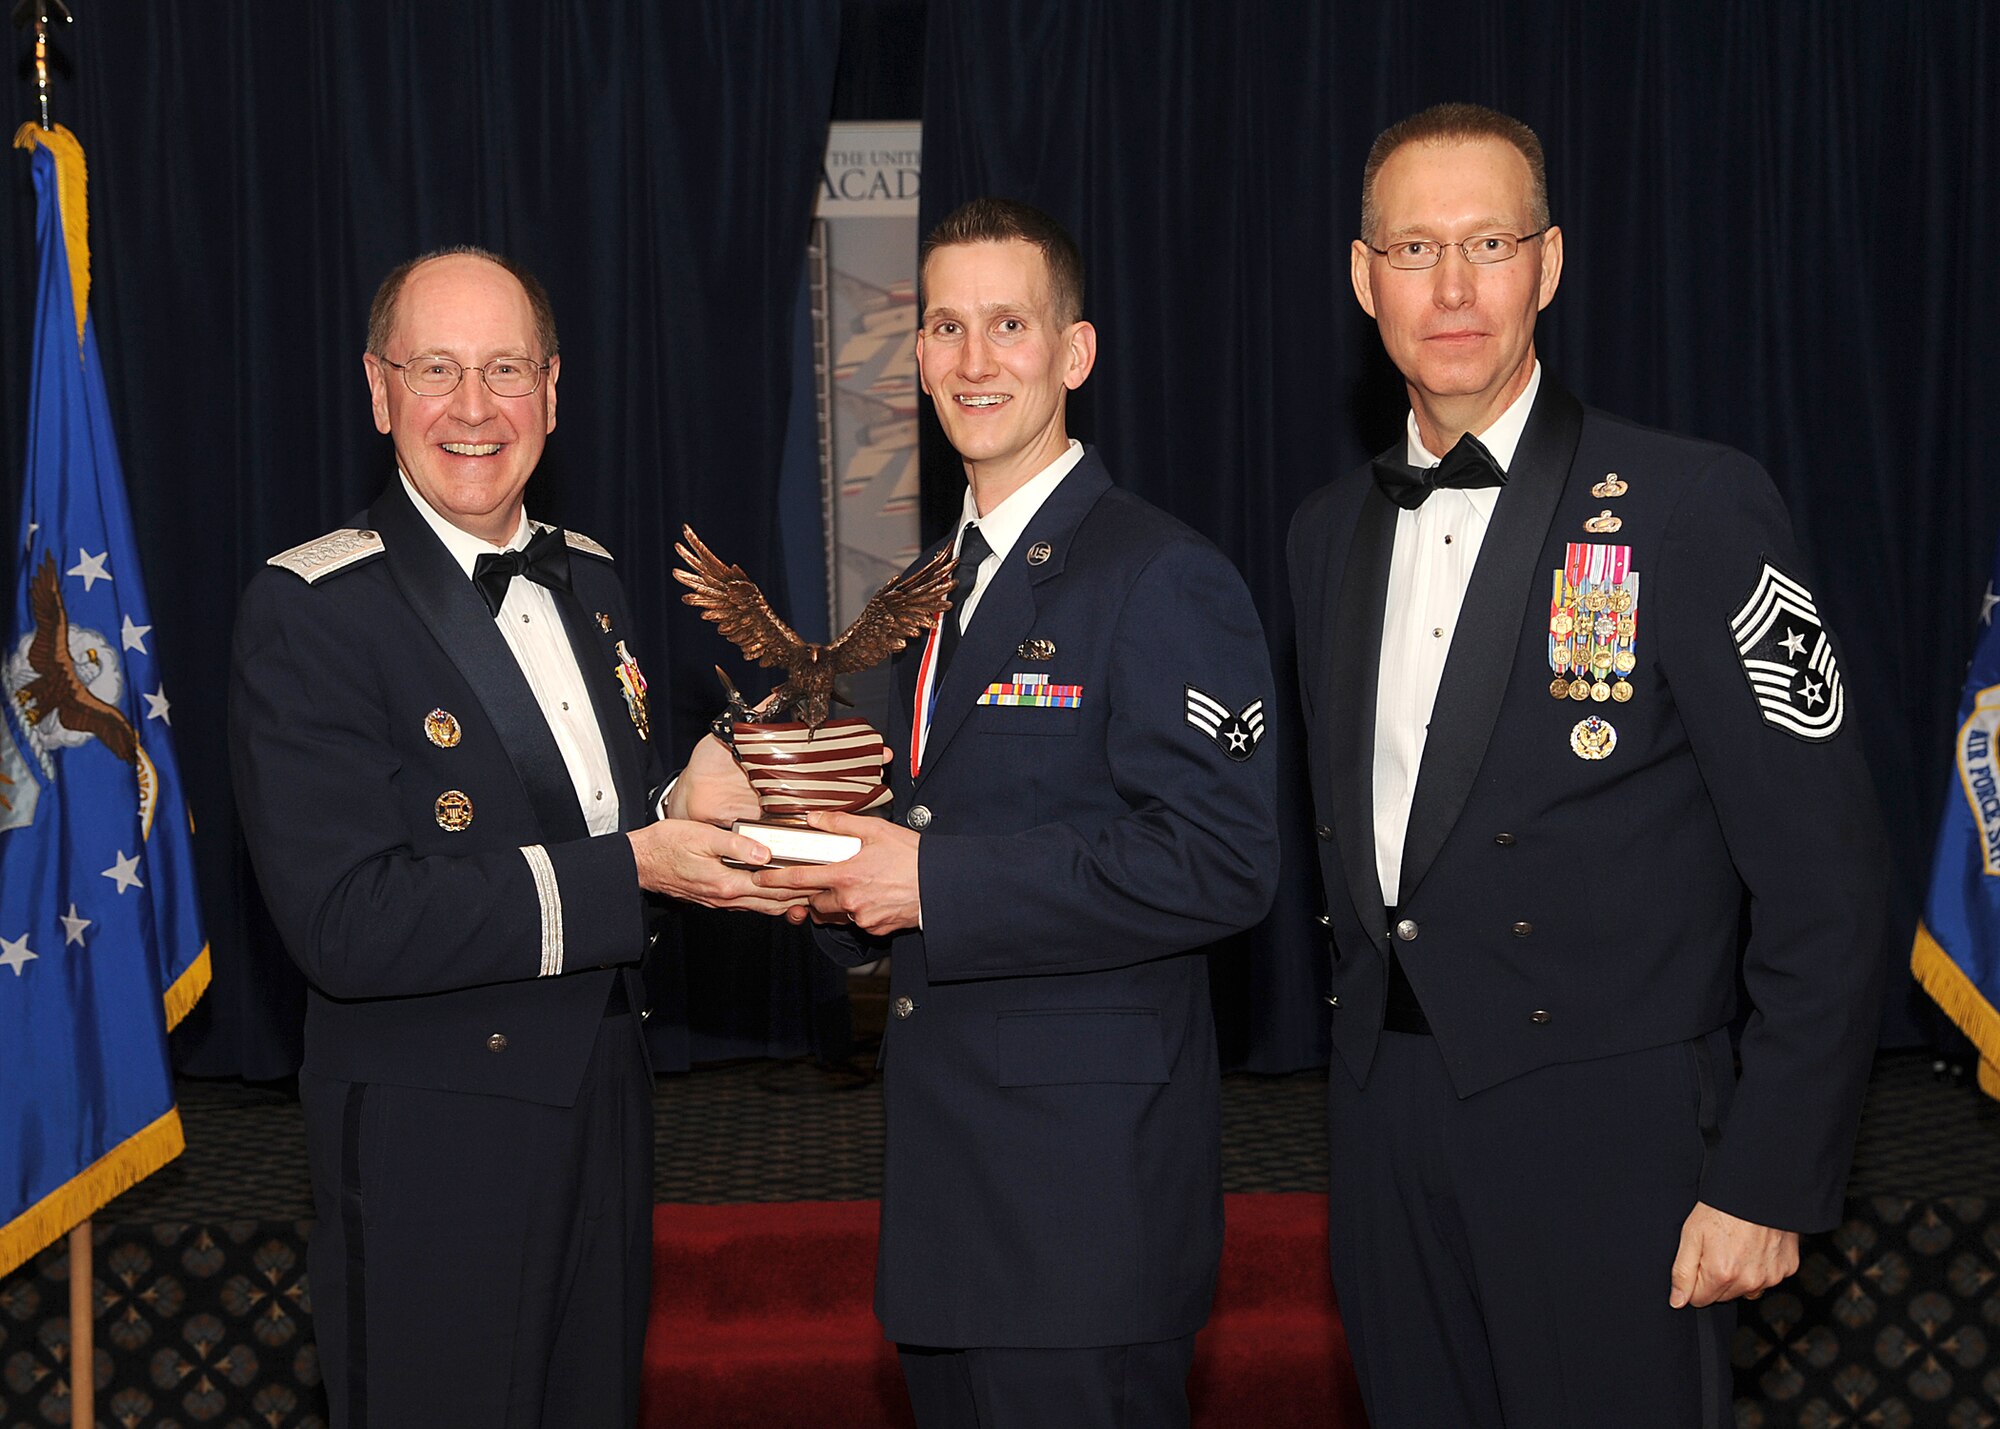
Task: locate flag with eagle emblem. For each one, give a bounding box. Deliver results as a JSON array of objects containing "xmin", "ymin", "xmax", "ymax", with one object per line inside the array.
[{"xmin": 1, "ymin": 124, "xmax": 208, "ymax": 1277}]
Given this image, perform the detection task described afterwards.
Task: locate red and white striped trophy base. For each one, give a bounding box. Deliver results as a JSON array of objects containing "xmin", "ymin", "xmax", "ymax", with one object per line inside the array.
[{"xmin": 725, "ymin": 717, "xmax": 890, "ymax": 865}]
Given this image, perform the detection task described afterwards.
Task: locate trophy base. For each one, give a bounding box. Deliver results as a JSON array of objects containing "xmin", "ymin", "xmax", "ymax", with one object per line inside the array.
[{"xmin": 726, "ymin": 818, "xmax": 862, "ymax": 868}]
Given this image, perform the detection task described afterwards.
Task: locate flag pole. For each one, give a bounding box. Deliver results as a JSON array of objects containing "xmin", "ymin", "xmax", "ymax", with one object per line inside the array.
[
  {"xmin": 9, "ymin": 0, "xmax": 74, "ymax": 133},
  {"xmin": 70, "ymin": 1221, "xmax": 92, "ymax": 1425}
]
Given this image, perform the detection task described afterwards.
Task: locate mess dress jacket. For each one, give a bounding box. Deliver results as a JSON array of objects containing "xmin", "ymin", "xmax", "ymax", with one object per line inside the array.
[
  {"xmin": 1287, "ymin": 378, "xmax": 1886, "ymax": 1233},
  {"xmin": 230, "ymin": 481, "xmax": 664, "ymax": 1105}
]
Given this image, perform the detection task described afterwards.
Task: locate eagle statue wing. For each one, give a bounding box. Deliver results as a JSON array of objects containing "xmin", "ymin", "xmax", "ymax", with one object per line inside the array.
[
  {"xmin": 23, "ymin": 552, "xmax": 140, "ymax": 765},
  {"xmin": 672, "ymin": 526, "xmax": 808, "ymax": 671},
  {"xmin": 827, "ymin": 544, "xmax": 959, "ymax": 676}
]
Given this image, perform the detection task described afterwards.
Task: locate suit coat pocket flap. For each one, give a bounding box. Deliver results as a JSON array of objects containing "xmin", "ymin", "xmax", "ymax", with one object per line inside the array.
[{"xmin": 995, "ymin": 1008, "xmax": 1169, "ymax": 1087}]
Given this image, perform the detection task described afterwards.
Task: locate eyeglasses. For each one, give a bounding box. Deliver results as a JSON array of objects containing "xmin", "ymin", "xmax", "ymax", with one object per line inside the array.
[
  {"xmin": 1364, "ymin": 230, "xmax": 1546, "ymax": 270},
  {"xmin": 377, "ymin": 354, "xmax": 549, "ymax": 398}
]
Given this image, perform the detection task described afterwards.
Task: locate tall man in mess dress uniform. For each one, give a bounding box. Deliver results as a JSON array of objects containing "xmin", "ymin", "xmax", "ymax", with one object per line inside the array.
[
  {"xmin": 230, "ymin": 247, "xmax": 793, "ymax": 1429},
  {"xmin": 1287, "ymin": 104, "xmax": 1887, "ymax": 1427},
  {"xmin": 759, "ymin": 198, "xmax": 1280, "ymax": 1428}
]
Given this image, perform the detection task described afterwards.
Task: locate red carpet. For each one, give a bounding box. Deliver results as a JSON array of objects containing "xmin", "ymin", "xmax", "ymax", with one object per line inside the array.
[{"xmin": 643, "ymin": 1192, "xmax": 1367, "ymax": 1427}]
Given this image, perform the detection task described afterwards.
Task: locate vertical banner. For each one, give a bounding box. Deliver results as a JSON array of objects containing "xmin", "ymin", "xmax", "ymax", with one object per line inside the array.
[
  {"xmin": 1911, "ymin": 540, "xmax": 2000, "ymax": 1096},
  {"xmin": 811, "ymin": 122, "xmax": 922, "ymax": 729},
  {"xmin": 2, "ymin": 125, "xmax": 209, "ymax": 1277}
]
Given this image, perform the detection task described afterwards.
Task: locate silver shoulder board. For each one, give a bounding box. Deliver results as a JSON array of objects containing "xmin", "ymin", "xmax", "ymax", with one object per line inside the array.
[
  {"xmin": 267, "ymin": 528, "xmax": 385, "ymax": 583},
  {"xmin": 564, "ymin": 530, "xmax": 615, "ymax": 562}
]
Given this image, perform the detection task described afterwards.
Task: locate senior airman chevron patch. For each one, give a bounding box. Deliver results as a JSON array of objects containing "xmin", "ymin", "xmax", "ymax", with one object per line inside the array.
[
  {"xmin": 1186, "ymin": 686, "xmax": 1264, "ymax": 761},
  {"xmin": 1730, "ymin": 559, "xmax": 1845, "ymax": 742}
]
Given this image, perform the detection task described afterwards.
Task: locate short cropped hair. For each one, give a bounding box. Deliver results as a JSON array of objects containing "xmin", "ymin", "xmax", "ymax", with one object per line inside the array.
[
  {"xmin": 920, "ymin": 197, "xmax": 1085, "ymax": 325},
  {"xmin": 1360, "ymin": 103, "xmax": 1550, "ymax": 245},
  {"xmin": 366, "ymin": 245, "xmax": 560, "ymax": 359}
]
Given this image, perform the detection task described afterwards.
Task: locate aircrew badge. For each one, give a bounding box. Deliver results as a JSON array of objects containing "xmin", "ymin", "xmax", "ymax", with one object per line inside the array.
[
  {"xmin": 1729, "ymin": 559, "xmax": 1845, "ymax": 741},
  {"xmin": 1186, "ymin": 686, "xmax": 1264, "ymax": 762},
  {"xmin": 614, "ymin": 640, "xmax": 651, "ymax": 741},
  {"xmin": 1550, "ymin": 544, "xmax": 1639, "ymax": 703}
]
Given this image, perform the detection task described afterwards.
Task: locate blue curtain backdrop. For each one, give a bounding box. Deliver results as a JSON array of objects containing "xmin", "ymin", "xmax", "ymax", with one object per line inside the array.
[
  {"xmin": 0, "ymin": 0, "xmax": 847, "ymax": 1079},
  {"xmin": 4, "ymin": 1, "xmax": 1994, "ymax": 1079},
  {"xmin": 917, "ymin": 0, "xmax": 1999, "ymax": 1068}
]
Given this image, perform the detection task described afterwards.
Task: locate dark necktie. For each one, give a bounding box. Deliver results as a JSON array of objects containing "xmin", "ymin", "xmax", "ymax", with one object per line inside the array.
[
  {"xmin": 471, "ymin": 524, "xmax": 574, "ymax": 617},
  {"xmin": 1371, "ymin": 430, "xmax": 1508, "ymax": 510},
  {"xmin": 932, "ymin": 523, "xmax": 991, "ymax": 682}
]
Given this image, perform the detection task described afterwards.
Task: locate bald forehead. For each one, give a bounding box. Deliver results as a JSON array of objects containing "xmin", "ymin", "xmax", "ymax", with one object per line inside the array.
[{"xmin": 390, "ymin": 256, "xmax": 538, "ymax": 354}]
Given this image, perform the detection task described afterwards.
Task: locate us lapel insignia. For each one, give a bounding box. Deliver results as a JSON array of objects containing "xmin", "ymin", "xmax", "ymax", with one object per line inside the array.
[
  {"xmin": 1185, "ymin": 686, "xmax": 1265, "ymax": 761},
  {"xmin": 1583, "ymin": 509, "xmax": 1623, "ymax": 534},
  {"xmin": 614, "ymin": 640, "xmax": 651, "ymax": 741},
  {"xmin": 435, "ymin": 789, "xmax": 474, "ymax": 830},
  {"xmin": 1591, "ymin": 472, "xmax": 1629, "ymax": 499},
  {"xmin": 424, "ymin": 708, "xmax": 462, "ymax": 748},
  {"xmin": 1570, "ymin": 716, "xmax": 1616, "ymax": 761},
  {"xmin": 596, "ymin": 611, "xmax": 613, "ymax": 632},
  {"xmin": 1016, "ymin": 637, "xmax": 1056, "ymax": 661},
  {"xmin": 1729, "ymin": 559, "xmax": 1845, "ymax": 742},
  {"xmin": 1026, "ymin": 541, "xmax": 1053, "ymax": 566}
]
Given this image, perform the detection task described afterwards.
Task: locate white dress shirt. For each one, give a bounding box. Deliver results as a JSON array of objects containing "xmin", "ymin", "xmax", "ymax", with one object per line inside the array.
[
  {"xmin": 1373, "ymin": 363, "xmax": 1541, "ymax": 905},
  {"xmin": 401, "ymin": 473, "xmax": 622, "ymax": 837}
]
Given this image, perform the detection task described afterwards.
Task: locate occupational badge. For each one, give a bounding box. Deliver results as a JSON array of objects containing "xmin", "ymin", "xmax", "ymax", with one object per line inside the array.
[
  {"xmin": 1549, "ymin": 544, "xmax": 1639, "ymax": 703},
  {"xmin": 595, "ymin": 611, "xmax": 613, "ymax": 632},
  {"xmin": 1583, "ymin": 509, "xmax": 1623, "ymax": 534},
  {"xmin": 614, "ymin": 641, "xmax": 651, "ymax": 742},
  {"xmin": 1591, "ymin": 473, "xmax": 1629, "ymax": 499},
  {"xmin": 1016, "ymin": 637, "xmax": 1057, "ymax": 661},
  {"xmin": 435, "ymin": 790, "xmax": 474, "ymax": 830},
  {"xmin": 1185, "ymin": 686, "xmax": 1265, "ymax": 762},
  {"xmin": 673, "ymin": 526, "xmax": 956, "ymax": 856},
  {"xmin": 424, "ymin": 708, "xmax": 462, "ymax": 748},
  {"xmin": 1729, "ymin": 559, "xmax": 1846, "ymax": 741},
  {"xmin": 1570, "ymin": 716, "xmax": 1617, "ymax": 761}
]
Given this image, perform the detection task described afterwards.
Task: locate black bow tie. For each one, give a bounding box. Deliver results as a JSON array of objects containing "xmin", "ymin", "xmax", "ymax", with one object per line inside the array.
[
  {"xmin": 1371, "ymin": 431, "xmax": 1508, "ymax": 510},
  {"xmin": 471, "ymin": 524, "xmax": 573, "ymax": 617}
]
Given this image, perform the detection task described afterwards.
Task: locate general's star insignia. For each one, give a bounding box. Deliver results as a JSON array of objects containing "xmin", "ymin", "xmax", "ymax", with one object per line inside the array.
[
  {"xmin": 1185, "ymin": 686, "xmax": 1265, "ymax": 762},
  {"xmin": 1730, "ymin": 559, "xmax": 1845, "ymax": 742}
]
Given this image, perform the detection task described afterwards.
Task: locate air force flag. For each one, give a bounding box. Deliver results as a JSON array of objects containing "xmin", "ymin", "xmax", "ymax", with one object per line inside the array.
[{"xmin": 1, "ymin": 124, "xmax": 209, "ymax": 1277}]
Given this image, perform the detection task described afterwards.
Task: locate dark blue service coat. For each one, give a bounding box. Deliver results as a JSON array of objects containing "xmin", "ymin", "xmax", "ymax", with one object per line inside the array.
[{"xmin": 821, "ymin": 448, "xmax": 1281, "ymax": 1349}]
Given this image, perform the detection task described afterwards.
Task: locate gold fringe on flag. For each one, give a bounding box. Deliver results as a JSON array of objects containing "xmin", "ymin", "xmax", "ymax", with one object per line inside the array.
[
  {"xmin": 0, "ymin": 1106, "xmax": 185, "ymax": 1280},
  {"xmin": 1911, "ymin": 919, "xmax": 2000, "ymax": 1099},
  {"xmin": 164, "ymin": 945, "xmax": 212, "ymax": 1031},
  {"xmin": 11, "ymin": 122, "xmax": 91, "ymax": 350}
]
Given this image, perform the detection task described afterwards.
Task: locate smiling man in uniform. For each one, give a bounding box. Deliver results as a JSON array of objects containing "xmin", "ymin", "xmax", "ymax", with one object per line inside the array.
[
  {"xmin": 231, "ymin": 247, "xmax": 790, "ymax": 1428},
  {"xmin": 760, "ymin": 198, "xmax": 1279, "ymax": 1427}
]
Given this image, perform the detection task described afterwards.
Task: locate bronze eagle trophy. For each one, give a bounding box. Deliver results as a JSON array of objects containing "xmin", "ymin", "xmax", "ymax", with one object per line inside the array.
[{"xmin": 672, "ymin": 525, "xmax": 956, "ymax": 848}]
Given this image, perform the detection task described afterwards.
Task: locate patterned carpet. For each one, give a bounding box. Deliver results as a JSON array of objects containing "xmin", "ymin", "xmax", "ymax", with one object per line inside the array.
[{"xmin": 2, "ymin": 1050, "xmax": 1997, "ymax": 1427}]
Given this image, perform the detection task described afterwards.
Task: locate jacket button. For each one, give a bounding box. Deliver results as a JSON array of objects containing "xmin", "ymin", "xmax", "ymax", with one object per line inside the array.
[
  {"xmin": 1395, "ymin": 918, "xmax": 1418, "ymax": 942},
  {"xmin": 892, "ymin": 996, "xmax": 915, "ymax": 1019},
  {"xmin": 640, "ymin": 1007, "xmax": 653, "ymax": 1022},
  {"xmin": 1494, "ymin": 832, "xmax": 1517, "ymax": 846},
  {"xmin": 1324, "ymin": 994, "xmax": 1341, "ymax": 1008},
  {"xmin": 1315, "ymin": 824, "xmax": 1333, "ymax": 841},
  {"xmin": 906, "ymin": 805, "xmax": 932, "ymax": 831},
  {"xmin": 486, "ymin": 1032, "xmax": 508, "ymax": 1052},
  {"xmin": 1512, "ymin": 921, "xmax": 1533, "ymax": 936},
  {"xmin": 1316, "ymin": 913, "xmax": 1333, "ymax": 928},
  {"xmin": 1529, "ymin": 1010, "xmax": 1552, "ymax": 1025}
]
